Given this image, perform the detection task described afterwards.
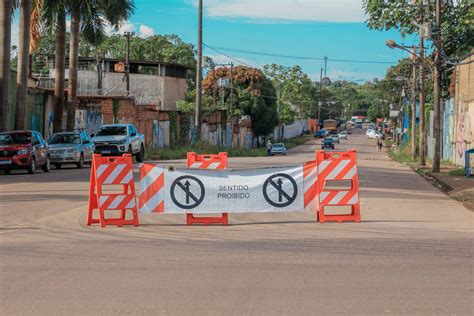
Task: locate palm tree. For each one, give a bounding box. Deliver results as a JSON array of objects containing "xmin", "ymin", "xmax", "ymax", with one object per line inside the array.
[
  {"xmin": 0, "ymin": 0, "xmax": 12, "ymax": 132},
  {"xmin": 14, "ymin": 0, "xmax": 32, "ymax": 130},
  {"xmin": 41, "ymin": 0, "xmax": 68, "ymax": 133},
  {"xmin": 66, "ymin": 0, "xmax": 135, "ymax": 131}
]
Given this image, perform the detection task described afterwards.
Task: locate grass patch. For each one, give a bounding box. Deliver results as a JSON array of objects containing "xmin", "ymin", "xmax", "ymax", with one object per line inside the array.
[
  {"xmin": 145, "ymin": 135, "xmax": 310, "ymax": 160},
  {"xmin": 448, "ymin": 168, "xmax": 465, "ymax": 177},
  {"xmin": 388, "ymin": 143, "xmax": 417, "ymax": 167}
]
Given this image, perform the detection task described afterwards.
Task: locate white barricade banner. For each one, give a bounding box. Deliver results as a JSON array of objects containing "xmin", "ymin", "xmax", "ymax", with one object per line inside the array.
[{"xmin": 139, "ymin": 165, "xmax": 304, "ymax": 214}]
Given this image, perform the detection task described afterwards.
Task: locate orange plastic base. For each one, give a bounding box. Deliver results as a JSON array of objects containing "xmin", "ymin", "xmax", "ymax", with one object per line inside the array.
[
  {"xmin": 318, "ymin": 205, "xmax": 360, "ymax": 223},
  {"xmin": 186, "ymin": 213, "xmax": 228, "ymax": 225}
]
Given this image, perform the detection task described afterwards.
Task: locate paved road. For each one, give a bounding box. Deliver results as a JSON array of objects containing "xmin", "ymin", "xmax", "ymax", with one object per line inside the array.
[{"xmin": 1, "ymin": 130, "xmax": 472, "ymax": 315}]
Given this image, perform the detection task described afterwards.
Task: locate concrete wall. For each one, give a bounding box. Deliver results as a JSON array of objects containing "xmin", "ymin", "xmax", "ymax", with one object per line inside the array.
[
  {"xmin": 50, "ymin": 69, "xmax": 186, "ymax": 110},
  {"xmin": 274, "ymin": 119, "xmax": 308, "ymax": 140},
  {"xmin": 163, "ymin": 77, "xmax": 187, "ymax": 110},
  {"xmin": 430, "ymin": 54, "xmax": 473, "ymax": 167}
]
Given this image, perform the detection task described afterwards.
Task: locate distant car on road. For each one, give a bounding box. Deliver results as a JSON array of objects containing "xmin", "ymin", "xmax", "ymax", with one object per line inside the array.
[
  {"xmin": 313, "ymin": 129, "xmax": 329, "ymax": 138},
  {"xmin": 366, "ymin": 129, "xmax": 382, "ymax": 139},
  {"xmin": 48, "ymin": 131, "xmax": 95, "ymax": 169},
  {"xmin": 0, "ymin": 131, "xmax": 50, "ymax": 174},
  {"xmin": 330, "ymin": 134, "xmax": 340, "ymax": 143},
  {"xmin": 270, "ymin": 143, "xmax": 287, "ymax": 156},
  {"xmin": 92, "ymin": 124, "xmax": 145, "ymax": 162},
  {"xmin": 321, "ymin": 137, "xmax": 335, "ymax": 150},
  {"xmin": 345, "ymin": 129, "xmax": 352, "ymax": 134},
  {"xmin": 338, "ymin": 131, "xmax": 348, "ymax": 140}
]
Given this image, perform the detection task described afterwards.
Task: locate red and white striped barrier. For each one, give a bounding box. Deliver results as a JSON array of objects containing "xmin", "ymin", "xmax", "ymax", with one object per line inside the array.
[
  {"xmin": 186, "ymin": 152, "xmax": 228, "ymax": 225},
  {"xmin": 315, "ymin": 150, "xmax": 361, "ymax": 223},
  {"xmin": 87, "ymin": 154, "xmax": 139, "ymax": 228},
  {"xmin": 138, "ymin": 163, "xmax": 165, "ymax": 214}
]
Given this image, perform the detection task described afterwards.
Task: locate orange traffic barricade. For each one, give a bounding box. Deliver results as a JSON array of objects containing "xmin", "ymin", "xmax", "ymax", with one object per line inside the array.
[
  {"xmin": 315, "ymin": 150, "xmax": 361, "ymax": 223},
  {"xmin": 87, "ymin": 154, "xmax": 139, "ymax": 228},
  {"xmin": 186, "ymin": 152, "xmax": 228, "ymax": 225}
]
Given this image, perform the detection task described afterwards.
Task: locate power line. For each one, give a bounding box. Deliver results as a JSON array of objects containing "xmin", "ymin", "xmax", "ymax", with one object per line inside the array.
[
  {"xmin": 204, "ymin": 44, "xmax": 397, "ymax": 65},
  {"xmin": 203, "ymin": 44, "xmax": 254, "ymax": 67}
]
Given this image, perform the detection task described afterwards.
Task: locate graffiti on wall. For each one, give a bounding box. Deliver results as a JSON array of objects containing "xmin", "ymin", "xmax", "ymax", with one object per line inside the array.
[{"xmin": 75, "ymin": 108, "xmax": 103, "ymax": 134}]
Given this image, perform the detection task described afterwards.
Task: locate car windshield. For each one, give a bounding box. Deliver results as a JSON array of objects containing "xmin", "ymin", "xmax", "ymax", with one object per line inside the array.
[
  {"xmin": 49, "ymin": 134, "xmax": 80, "ymax": 144},
  {"xmin": 0, "ymin": 133, "xmax": 31, "ymax": 145},
  {"xmin": 96, "ymin": 126, "xmax": 127, "ymax": 136},
  {"xmin": 273, "ymin": 144, "xmax": 284, "ymax": 148}
]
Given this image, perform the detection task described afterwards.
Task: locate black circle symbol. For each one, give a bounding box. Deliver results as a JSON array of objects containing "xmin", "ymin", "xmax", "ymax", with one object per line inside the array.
[
  {"xmin": 170, "ymin": 175, "xmax": 205, "ymax": 209},
  {"xmin": 262, "ymin": 173, "xmax": 298, "ymax": 207}
]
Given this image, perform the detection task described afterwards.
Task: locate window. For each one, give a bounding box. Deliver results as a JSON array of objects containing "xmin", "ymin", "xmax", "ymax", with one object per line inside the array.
[
  {"xmin": 0, "ymin": 133, "xmax": 31, "ymax": 145},
  {"xmin": 49, "ymin": 133, "xmax": 80, "ymax": 144},
  {"xmin": 96, "ymin": 126, "xmax": 128, "ymax": 136}
]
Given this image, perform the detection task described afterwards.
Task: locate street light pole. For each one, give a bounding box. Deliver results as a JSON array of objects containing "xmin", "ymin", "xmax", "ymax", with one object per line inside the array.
[
  {"xmin": 411, "ymin": 52, "xmax": 417, "ymax": 161},
  {"xmin": 418, "ymin": 1, "xmax": 426, "ymax": 166},
  {"xmin": 432, "ymin": 0, "xmax": 442, "ymax": 172},
  {"xmin": 318, "ymin": 67, "xmax": 323, "ymax": 130},
  {"xmin": 194, "ymin": 0, "xmax": 203, "ymax": 143}
]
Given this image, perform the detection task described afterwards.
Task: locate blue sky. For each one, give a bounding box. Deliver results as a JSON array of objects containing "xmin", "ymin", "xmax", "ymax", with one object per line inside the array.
[{"xmin": 12, "ymin": 0, "xmax": 414, "ymax": 82}]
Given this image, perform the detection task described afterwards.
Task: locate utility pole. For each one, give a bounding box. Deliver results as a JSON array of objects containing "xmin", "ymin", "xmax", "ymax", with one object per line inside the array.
[
  {"xmin": 229, "ymin": 62, "xmax": 233, "ymax": 117},
  {"xmin": 411, "ymin": 47, "xmax": 417, "ymax": 161},
  {"xmin": 323, "ymin": 56, "xmax": 328, "ymax": 77},
  {"xmin": 418, "ymin": 0, "xmax": 426, "ymax": 166},
  {"xmin": 124, "ymin": 31, "xmax": 134, "ymax": 95},
  {"xmin": 432, "ymin": 0, "xmax": 442, "ymax": 172},
  {"xmin": 194, "ymin": 0, "xmax": 203, "ymax": 143},
  {"xmin": 318, "ymin": 67, "xmax": 323, "ymax": 130}
]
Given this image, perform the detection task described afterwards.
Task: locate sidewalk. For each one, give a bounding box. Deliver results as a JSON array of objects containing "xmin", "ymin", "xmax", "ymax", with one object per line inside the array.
[{"xmin": 424, "ymin": 166, "xmax": 474, "ymax": 211}]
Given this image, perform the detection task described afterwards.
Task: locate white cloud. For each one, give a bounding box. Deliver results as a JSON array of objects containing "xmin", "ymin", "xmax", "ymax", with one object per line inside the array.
[
  {"xmin": 104, "ymin": 22, "xmax": 155, "ymax": 38},
  {"xmin": 196, "ymin": 0, "xmax": 366, "ymax": 23},
  {"xmin": 105, "ymin": 21, "xmax": 135, "ymax": 35},
  {"xmin": 139, "ymin": 24, "xmax": 154, "ymax": 38}
]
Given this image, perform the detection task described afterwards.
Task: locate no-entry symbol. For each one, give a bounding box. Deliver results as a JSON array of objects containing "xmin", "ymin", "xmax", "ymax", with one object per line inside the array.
[
  {"xmin": 170, "ymin": 175, "xmax": 205, "ymax": 209},
  {"xmin": 262, "ymin": 173, "xmax": 298, "ymax": 207}
]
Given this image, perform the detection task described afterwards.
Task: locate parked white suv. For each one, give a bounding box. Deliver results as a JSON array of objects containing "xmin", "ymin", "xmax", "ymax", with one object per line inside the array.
[{"xmin": 92, "ymin": 124, "xmax": 145, "ymax": 162}]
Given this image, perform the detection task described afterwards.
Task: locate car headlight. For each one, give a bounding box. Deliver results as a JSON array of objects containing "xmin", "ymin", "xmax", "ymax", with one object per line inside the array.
[
  {"xmin": 118, "ymin": 139, "xmax": 127, "ymax": 145},
  {"xmin": 17, "ymin": 149, "xmax": 29, "ymax": 155},
  {"xmin": 66, "ymin": 148, "xmax": 76, "ymax": 153}
]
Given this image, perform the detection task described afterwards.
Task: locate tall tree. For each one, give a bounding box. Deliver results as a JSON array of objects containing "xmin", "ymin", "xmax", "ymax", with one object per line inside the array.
[
  {"xmin": 0, "ymin": 0, "xmax": 12, "ymax": 132},
  {"xmin": 66, "ymin": 0, "xmax": 135, "ymax": 131},
  {"xmin": 15, "ymin": 0, "xmax": 33, "ymax": 130}
]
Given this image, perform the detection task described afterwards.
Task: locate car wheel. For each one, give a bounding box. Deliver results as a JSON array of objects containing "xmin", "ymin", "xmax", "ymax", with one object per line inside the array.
[
  {"xmin": 76, "ymin": 153, "xmax": 84, "ymax": 169},
  {"xmin": 283, "ymin": 153, "xmax": 286, "ymax": 156},
  {"xmin": 135, "ymin": 145, "xmax": 144, "ymax": 163},
  {"xmin": 4, "ymin": 169, "xmax": 11, "ymax": 175},
  {"xmin": 55, "ymin": 163, "xmax": 61, "ymax": 169},
  {"xmin": 42, "ymin": 156, "xmax": 50, "ymax": 172},
  {"xmin": 27, "ymin": 157, "xmax": 36, "ymax": 174}
]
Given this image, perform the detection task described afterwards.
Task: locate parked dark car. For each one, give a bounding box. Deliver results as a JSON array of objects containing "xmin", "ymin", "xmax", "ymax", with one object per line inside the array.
[
  {"xmin": 321, "ymin": 137, "xmax": 335, "ymax": 150},
  {"xmin": 0, "ymin": 131, "xmax": 50, "ymax": 174}
]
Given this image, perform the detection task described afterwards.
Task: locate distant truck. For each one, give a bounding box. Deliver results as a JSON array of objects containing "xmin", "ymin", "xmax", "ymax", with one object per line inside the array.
[
  {"xmin": 91, "ymin": 124, "xmax": 145, "ymax": 162},
  {"xmin": 323, "ymin": 119, "xmax": 338, "ymax": 132}
]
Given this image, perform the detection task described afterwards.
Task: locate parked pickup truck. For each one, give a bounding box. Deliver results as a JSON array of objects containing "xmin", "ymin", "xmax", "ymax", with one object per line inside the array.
[{"xmin": 91, "ymin": 124, "xmax": 145, "ymax": 162}]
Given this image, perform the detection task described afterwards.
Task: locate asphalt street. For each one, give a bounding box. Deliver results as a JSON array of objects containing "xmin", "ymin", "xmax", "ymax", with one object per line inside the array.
[{"xmin": 0, "ymin": 129, "xmax": 472, "ymax": 315}]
